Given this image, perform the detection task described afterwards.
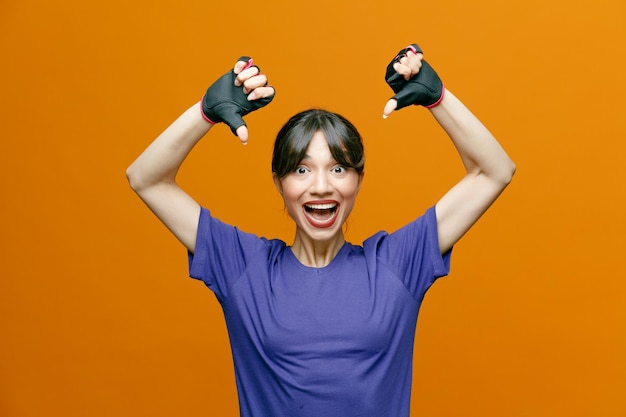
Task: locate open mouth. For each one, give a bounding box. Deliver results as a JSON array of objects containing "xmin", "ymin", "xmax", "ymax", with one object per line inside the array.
[{"xmin": 303, "ymin": 202, "xmax": 339, "ymax": 228}]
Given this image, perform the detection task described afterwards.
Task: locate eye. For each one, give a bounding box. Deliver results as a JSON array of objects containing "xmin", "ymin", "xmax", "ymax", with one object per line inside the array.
[
  {"xmin": 295, "ymin": 166, "xmax": 308, "ymax": 175},
  {"xmin": 332, "ymin": 166, "xmax": 346, "ymax": 174}
]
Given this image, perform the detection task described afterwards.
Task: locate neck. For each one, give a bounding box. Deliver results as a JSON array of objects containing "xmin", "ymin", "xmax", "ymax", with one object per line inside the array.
[{"xmin": 290, "ymin": 231, "xmax": 345, "ymax": 268}]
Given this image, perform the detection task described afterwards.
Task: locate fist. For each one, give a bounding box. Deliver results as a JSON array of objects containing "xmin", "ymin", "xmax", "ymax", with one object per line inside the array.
[
  {"xmin": 201, "ymin": 56, "xmax": 275, "ymax": 141},
  {"xmin": 385, "ymin": 44, "xmax": 443, "ymax": 110}
]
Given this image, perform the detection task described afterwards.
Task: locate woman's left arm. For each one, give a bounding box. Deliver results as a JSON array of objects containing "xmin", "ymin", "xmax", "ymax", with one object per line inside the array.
[
  {"xmin": 384, "ymin": 44, "xmax": 515, "ymax": 254},
  {"xmin": 429, "ymin": 89, "xmax": 516, "ymax": 253}
]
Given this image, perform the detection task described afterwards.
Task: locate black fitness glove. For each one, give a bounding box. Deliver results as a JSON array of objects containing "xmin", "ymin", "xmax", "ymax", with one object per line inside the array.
[
  {"xmin": 385, "ymin": 44, "xmax": 444, "ymax": 109},
  {"xmin": 201, "ymin": 56, "xmax": 274, "ymax": 136}
]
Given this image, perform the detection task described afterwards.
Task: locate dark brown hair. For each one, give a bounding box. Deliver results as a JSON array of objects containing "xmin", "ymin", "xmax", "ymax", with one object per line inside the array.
[{"xmin": 272, "ymin": 109, "xmax": 365, "ymax": 178}]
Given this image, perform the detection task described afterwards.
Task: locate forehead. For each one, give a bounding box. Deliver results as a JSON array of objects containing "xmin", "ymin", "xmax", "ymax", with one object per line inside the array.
[{"xmin": 301, "ymin": 132, "xmax": 333, "ymax": 160}]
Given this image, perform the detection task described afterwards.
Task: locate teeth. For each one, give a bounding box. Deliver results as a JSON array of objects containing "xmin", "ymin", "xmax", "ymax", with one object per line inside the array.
[{"xmin": 306, "ymin": 203, "xmax": 336, "ymax": 210}]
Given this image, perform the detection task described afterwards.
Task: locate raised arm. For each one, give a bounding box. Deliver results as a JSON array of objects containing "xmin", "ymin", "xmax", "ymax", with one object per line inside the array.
[
  {"xmin": 383, "ymin": 44, "xmax": 515, "ymax": 254},
  {"xmin": 126, "ymin": 58, "xmax": 275, "ymax": 252},
  {"xmin": 429, "ymin": 90, "xmax": 515, "ymax": 253}
]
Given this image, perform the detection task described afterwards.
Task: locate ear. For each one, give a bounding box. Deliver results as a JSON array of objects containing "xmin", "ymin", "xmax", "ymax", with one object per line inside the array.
[{"xmin": 272, "ymin": 172, "xmax": 283, "ymax": 195}]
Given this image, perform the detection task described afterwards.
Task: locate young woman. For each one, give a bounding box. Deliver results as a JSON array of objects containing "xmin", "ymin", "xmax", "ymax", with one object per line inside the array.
[{"xmin": 126, "ymin": 44, "xmax": 515, "ymax": 417}]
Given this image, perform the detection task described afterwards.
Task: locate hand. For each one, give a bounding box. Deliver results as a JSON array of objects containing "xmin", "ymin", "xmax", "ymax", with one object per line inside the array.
[
  {"xmin": 201, "ymin": 56, "xmax": 275, "ymax": 144},
  {"xmin": 383, "ymin": 44, "xmax": 444, "ymax": 118}
]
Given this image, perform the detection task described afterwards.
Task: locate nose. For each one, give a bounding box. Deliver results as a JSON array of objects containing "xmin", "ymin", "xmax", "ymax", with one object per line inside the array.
[{"xmin": 309, "ymin": 170, "xmax": 333, "ymax": 195}]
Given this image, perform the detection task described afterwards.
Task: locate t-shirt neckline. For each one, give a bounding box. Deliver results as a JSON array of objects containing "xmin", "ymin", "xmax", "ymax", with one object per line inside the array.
[{"xmin": 285, "ymin": 242, "xmax": 351, "ymax": 275}]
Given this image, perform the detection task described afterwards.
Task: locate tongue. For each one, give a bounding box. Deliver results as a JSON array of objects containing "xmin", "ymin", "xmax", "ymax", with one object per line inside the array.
[{"xmin": 309, "ymin": 208, "xmax": 333, "ymax": 220}]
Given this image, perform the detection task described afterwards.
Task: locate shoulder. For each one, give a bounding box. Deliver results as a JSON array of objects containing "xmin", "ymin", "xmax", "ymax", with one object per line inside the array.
[
  {"xmin": 198, "ymin": 207, "xmax": 284, "ymax": 246},
  {"xmin": 194, "ymin": 206, "xmax": 289, "ymax": 266},
  {"xmin": 362, "ymin": 207, "xmax": 435, "ymax": 252},
  {"xmin": 190, "ymin": 210, "xmax": 289, "ymax": 292}
]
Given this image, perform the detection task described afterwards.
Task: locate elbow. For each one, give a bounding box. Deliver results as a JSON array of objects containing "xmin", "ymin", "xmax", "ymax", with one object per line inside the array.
[
  {"xmin": 498, "ymin": 158, "xmax": 516, "ymax": 187},
  {"xmin": 479, "ymin": 157, "xmax": 515, "ymax": 189},
  {"xmin": 507, "ymin": 158, "xmax": 517, "ymax": 182},
  {"xmin": 126, "ymin": 163, "xmax": 173, "ymax": 194},
  {"xmin": 125, "ymin": 163, "xmax": 143, "ymax": 193}
]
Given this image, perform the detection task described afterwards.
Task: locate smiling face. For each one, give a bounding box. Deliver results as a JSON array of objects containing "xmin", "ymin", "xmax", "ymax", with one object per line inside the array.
[{"xmin": 274, "ymin": 131, "xmax": 363, "ymax": 246}]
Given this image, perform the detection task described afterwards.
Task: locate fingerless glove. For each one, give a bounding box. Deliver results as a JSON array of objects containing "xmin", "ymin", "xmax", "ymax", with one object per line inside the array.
[
  {"xmin": 385, "ymin": 44, "xmax": 444, "ymax": 109},
  {"xmin": 201, "ymin": 56, "xmax": 274, "ymax": 135}
]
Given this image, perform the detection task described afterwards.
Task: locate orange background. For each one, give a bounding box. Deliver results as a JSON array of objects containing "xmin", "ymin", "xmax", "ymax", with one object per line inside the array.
[{"xmin": 1, "ymin": 0, "xmax": 625, "ymax": 416}]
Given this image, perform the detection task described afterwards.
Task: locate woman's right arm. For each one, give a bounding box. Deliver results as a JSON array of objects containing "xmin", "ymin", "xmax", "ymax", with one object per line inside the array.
[
  {"xmin": 126, "ymin": 58, "xmax": 274, "ymax": 253},
  {"xmin": 126, "ymin": 104, "xmax": 211, "ymax": 252}
]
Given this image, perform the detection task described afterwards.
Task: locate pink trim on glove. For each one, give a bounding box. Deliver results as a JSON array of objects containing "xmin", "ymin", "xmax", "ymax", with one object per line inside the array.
[
  {"xmin": 425, "ymin": 84, "xmax": 445, "ymax": 108},
  {"xmin": 242, "ymin": 58, "xmax": 254, "ymax": 70},
  {"xmin": 199, "ymin": 97, "xmax": 217, "ymax": 124}
]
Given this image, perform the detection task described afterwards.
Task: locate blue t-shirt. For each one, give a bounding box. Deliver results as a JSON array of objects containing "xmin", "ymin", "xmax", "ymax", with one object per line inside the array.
[{"xmin": 189, "ymin": 206, "xmax": 451, "ymax": 417}]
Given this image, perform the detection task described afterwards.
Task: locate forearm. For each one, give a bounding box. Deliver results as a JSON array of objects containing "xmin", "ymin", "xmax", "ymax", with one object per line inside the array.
[
  {"xmin": 429, "ymin": 90, "xmax": 515, "ymax": 184},
  {"xmin": 126, "ymin": 102, "xmax": 212, "ymax": 192}
]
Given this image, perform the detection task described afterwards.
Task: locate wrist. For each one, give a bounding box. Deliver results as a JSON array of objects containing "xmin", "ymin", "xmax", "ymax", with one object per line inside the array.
[
  {"xmin": 199, "ymin": 98, "xmax": 217, "ymax": 125},
  {"xmin": 424, "ymin": 85, "xmax": 445, "ymax": 108}
]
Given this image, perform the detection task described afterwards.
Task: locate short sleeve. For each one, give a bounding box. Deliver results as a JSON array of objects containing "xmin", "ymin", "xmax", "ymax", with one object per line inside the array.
[
  {"xmin": 364, "ymin": 206, "xmax": 452, "ymax": 301},
  {"xmin": 188, "ymin": 208, "xmax": 267, "ymax": 300}
]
